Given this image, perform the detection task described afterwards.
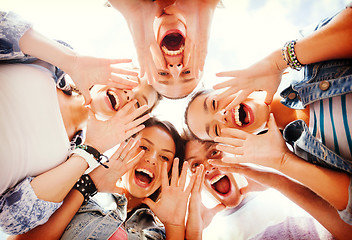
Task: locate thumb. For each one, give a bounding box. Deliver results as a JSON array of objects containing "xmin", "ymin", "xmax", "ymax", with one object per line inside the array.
[
  {"xmin": 264, "ymin": 92, "xmax": 274, "ymax": 105},
  {"xmin": 239, "ymin": 185, "xmax": 250, "ymax": 195},
  {"xmin": 112, "ymin": 186, "xmax": 126, "ymax": 195},
  {"xmin": 87, "ymin": 108, "xmax": 98, "ymax": 122},
  {"xmin": 142, "ymin": 198, "xmax": 156, "ymax": 210},
  {"xmin": 267, "ymin": 113, "xmax": 279, "ymax": 132},
  {"xmin": 82, "ymin": 90, "xmax": 92, "ymax": 106},
  {"xmin": 211, "ymin": 203, "xmax": 226, "ymax": 215}
]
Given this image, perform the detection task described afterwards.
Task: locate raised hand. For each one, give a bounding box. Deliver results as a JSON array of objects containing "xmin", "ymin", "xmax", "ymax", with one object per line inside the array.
[
  {"xmin": 108, "ymin": 0, "xmax": 165, "ymax": 84},
  {"xmin": 213, "ymin": 114, "xmax": 289, "ymax": 170},
  {"xmin": 66, "ymin": 56, "xmax": 139, "ymax": 105},
  {"xmin": 142, "ymin": 159, "xmax": 197, "ymax": 230},
  {"xmin": 214, "ymin": 49, "xmax": 287, "ymax": 110},
  {"xmin": 186, "ymin": 165, "xmax": 225, "ymax": 240},
  {"xmin": 89, "ymin": 138, "xmax": 144, "ymax": 193},
  {"xmin": 168, "ymin": 0, "xmax": 220, "ymax": 78},
  {"xmin": 84, "ymin": 100, "xmax": 150, "ymax": 153}
]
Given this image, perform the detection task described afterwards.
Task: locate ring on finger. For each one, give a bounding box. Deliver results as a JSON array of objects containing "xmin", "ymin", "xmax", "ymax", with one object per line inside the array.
[{"xmin": 119, "ymin": 155, "xmax": 124, "ymax": 161}]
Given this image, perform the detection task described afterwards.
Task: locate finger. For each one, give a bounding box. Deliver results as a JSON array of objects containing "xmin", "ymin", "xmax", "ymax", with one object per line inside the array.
[
  {"xmin": 150, "ymin": 42, "xmax": 166, "ymax": 69},
  {"xmin": 215, "ymin": 70, "xmax": 240, "ymax": 78},
  {"xmin": 214, "ymin": 137, "xmax": 244, "ymax": 147},
  {"xmin": 110, "ymin": 141, "xmax": 128, "ymax": 161},
  {"xmin": 213, "ymin": 77, "xmax": 238, "ymax": 90},
  {"xmin": 142, "ymin": 198, "xmax": 156, "ymax": 211},
  {"xmin": 264, "ymin": 91, "xmax": 274, "ymax": 105},
  {"xmin": 112, "ymin": 186, "xmax": 126, "ymax": 195},
  {"xmin": 193, "ymin": 165, "xmax": 204, "ymax": 192},
  {"xmin": 211, "ymin": 203, "xmax": 226, "ymax": 215},
  {"xmin": 225, "ymin": 90, "xmax": 252, "ymax": 111},
  {"xmin": 186, "ymin": 168, "xmax": 198, "ymax": 194},
  {"xmin": 126, "ymin": 149, "xmax": 144, "ymax": 170},
  {"xmin": 87, "ymin": 107, "xmax": 98, "ymax": 122},
  {"xmin": 81, "ymin": 90, "xmax": 92, "ymax": 106},
  {"xmin": 183, "ymin": 37, "xmax": 193, "ymax": 67},
  {"xmin": 124, "ymin": 112, "xmax": 150, "ymax": 130},
  {"xmin": 216, "ymin": 145, "xmax": 244, "ymax": 155},
  {"xmin": 108, "ymin": 58, "xmax": 133, "ymax": 64},
  {"xmin": 222, "ymin": 155, "xmax": 245, "ymax": 163},
  {"xmin": 122, "ymin": 105, "xmax": 149, "ymax": 123},
  {"xmin": 124, "ymin": 124, "xmax": 146, "ymax": 140},
  {"xmin": 110, "ymin": 66, "xmax": 138, "ymax": 77},
  {"xmin": 213, "ymin": 88, "xmax": 238, "ymax": 103},
  {"xmin": 217, "ymin": 128, "xmax": 248, "ymax": 139},
  {"xmin": 178, "ymin": 161, "xmax": 189, "ymax": 189},
  {"xmin": 109, "ymin": 75, "xmax": 139, "ymax": 88},
  {"xmin": 267, "ymin": 113, "xmax": 278, "ymax": 132},
  {"xmin": 170, "ymin": 158, "xmax": 179, "ymax": 187},
  {"xmin": 114, "ymin": 99, "xmax": 138, "ymax": 117},
  {"xmin": 119, "ymin": 138, "xmax": 136, "ymax": 160},
  {"xmin": 161, "ymin": 162, "xmax": 169, "ymax": 187}
]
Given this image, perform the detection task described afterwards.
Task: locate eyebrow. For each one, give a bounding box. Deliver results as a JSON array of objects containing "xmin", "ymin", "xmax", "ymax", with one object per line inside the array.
[
  {"xmin": 203, "ymin": 96, "xmax": 211, "ymax": 138},
  {"xmin": 185, "ymin": 156, "xmax": 196, "ymax": 162},
  {"xmin": 142, "ymin": 138, "xmax": 174, "ymax": 154}
]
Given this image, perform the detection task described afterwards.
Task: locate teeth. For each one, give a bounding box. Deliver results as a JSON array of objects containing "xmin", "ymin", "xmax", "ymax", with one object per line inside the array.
[
  {"xmin": 210, "ymin": 174, "xmax": 225, "ymax": 185},
  {"xmin": 107, "ymin": 90, "xmax": 120, "ymax": 110},
  {"xmin": 234, "ymin": 105, "xmax": 242, "ymax": 126},
  {"xmin": 161, "ymin": 45, "xmax": 184, "ymax": 56},
  {"xmin": 136, "ymin": 168, "xmax": 154, "ymax": 178}
]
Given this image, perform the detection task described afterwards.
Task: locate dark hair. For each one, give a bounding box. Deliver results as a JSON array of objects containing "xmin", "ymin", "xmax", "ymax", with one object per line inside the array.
[
  {"xmin": 184, "ymin": 89, "xmax": 211, "ymax": 141},
  {"xmin": 132, "ymin": 117, "xmax": 185, "ymax": 203}
]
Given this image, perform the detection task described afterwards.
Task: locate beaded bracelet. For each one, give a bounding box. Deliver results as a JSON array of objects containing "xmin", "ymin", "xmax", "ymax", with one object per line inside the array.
[
  {"xmin": 281, "ymin": 40, "xmax": 304, "ymax": 71},
  {"xmin": 73, "ymin": 174, "xmax": 97, "ymax": 204}
]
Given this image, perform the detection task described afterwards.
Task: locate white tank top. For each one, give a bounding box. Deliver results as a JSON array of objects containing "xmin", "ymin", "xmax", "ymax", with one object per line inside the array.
[{"xmin": 0, "ymin": 64, "xmax": 70, "ymax": 194}]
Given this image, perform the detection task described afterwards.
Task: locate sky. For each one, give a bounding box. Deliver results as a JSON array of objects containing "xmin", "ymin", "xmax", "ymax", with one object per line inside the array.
[
  {"xmin": 2, "ymin": 0, "xmax": 349, "ymax": 131},
  {"xmin": 0, "ymin": 0, "xmax": 350, "ymax": 238}
]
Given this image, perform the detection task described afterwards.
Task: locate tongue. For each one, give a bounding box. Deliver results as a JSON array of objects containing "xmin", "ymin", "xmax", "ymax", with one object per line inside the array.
[
  {"xmin": 213, "ymin": 176, "xmax": 230, "ymax": 195},
  {"xmin": 162, "ymin": 33, "xmax": 183, "ymax": 51},
  {"xmin": 135, "ymin": 172, "xmax": 151, "ymax": 184}
]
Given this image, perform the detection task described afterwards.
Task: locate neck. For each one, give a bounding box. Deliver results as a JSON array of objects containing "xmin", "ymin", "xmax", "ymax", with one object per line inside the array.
[
  {"xmin": 125, "ymin": 192, "xmax": 144, "ymax": 212},
  {"xmin": 57, "ymin": 90, "xmax": 88, "ymax": 140},
  {"xmin": 269, "ymin": 93, "xmax": 310, "ymax": 129}
]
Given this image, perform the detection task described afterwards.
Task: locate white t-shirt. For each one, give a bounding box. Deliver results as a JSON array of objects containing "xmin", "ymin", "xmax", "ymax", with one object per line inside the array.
[
  {"xmin": 0, "ymin": 64, "xmax": 70, "ymax": 194},
  {"xmin": 202, "ymin": 189, "xmax": 332, "ymax": 240}
]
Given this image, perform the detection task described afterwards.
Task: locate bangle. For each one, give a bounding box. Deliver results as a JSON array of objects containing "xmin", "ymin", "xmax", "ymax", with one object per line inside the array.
[
  {"xmin": 281, "ymin": 40, "xmax": 304, "ymax": 71},
  {"xmin": 73, "ymin": 174, "xmax": 97, "ymax": 204},
  {"xmin": 70, "ymin": 144, "xmax": 109, "ymax": 174},
  {"xmin": 76, "ymin": 144, "xmax": 109, "ymax": 169}
]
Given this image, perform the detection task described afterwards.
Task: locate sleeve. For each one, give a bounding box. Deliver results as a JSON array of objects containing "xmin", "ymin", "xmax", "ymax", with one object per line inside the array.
[
  {"xmin": 0, "ymin": 177, "xmax": 63, "ymax": 235},
  {"xmin": 0, "ymin": 11, "xmax": 37, "ymax": 63}
]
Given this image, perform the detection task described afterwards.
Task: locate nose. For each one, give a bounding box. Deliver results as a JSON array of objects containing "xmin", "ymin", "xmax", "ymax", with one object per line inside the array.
[
  {"xmin": 144, "ymin": 152, "xmax": 157, "ymax": 166},
  {"xmin": 214, "ymin": 110, "xmax": 227, "ymax": 124},
  {"xmin": 168, "ymin": 63, "xmax": 183, "ymax": 79},
  {"xmin": 123, "ymin": 90, "xmax": 133, "ymax": 102},
  {"xmin": 204, "ymin": 162, "xmax": 217, "ymax": 175}
]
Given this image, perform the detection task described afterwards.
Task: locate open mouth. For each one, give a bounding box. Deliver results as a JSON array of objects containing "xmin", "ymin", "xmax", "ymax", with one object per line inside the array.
[
  {"xmin": 106, "ymin": 89, "xmax": 120, "ymax": 111},
  {"xmin": 210, "ymin": 174, "xmax": 231, "ymax": 195},
  {"xmin": 160, "ymin": 31, "xmax": 185, "ymax": 56},
  {"xmin": 231, "ymin": 103, "xmax": 253, "ymax": 127},
  {"xmin": 134, "ymin": 168, "xmax": 154, "ymax": 188}
]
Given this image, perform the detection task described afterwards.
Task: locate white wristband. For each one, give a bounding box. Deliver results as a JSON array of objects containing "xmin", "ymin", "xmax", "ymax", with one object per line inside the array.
[{"xmin": 70, "ymin": 148, "xmax": 99, "ymax": 174}]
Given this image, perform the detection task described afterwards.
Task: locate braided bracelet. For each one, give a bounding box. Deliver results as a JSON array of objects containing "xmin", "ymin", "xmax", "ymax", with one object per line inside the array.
[
  {"xmin": 281, "ymin": 40, "xmax": 304, "ymax": 71},
  {"xmin": 71, "ymin": 144, "xmax": 109, "ymax": 174},
  {"xmin": 73, "ymin": 174, "xmax": 97, "ymax": 204}
]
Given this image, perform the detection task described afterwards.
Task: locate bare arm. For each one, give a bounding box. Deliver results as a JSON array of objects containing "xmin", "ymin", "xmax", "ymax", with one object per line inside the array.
[
  {"xmin": 212, "ymin": 163, "xmax": 352, "ymax": 240},
  {"xmin": 8, "ymin": 189, "xmax": 84, "ymax": 240}
]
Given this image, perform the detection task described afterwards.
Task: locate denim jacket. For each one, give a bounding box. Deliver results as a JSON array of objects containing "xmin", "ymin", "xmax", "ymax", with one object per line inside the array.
[
  {"xmin": 61, "ymin": 193, "xmax": 165, "ymax": 240},
  {"xmin": 280, "ymin": 12, "xmax": 352, "ymax": 174},
  {"xmin": 280, "ymin": 13, "xmax": 352, "ymax": 224}
]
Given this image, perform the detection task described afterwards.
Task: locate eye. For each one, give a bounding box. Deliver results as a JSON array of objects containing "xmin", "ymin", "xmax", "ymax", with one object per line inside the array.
[
  {"xmin": 135, "ymin": 100, "xmax": 140, "ymax": 108},
  {"xmin": 182, "ymin": 70, "xmax": 191, "ymax": 74},
  {"xmin": 139, "ymin": 145, "xmax": 148, "ymax": 151},
  {"xmin": 158, "ymin": 72, "xmax": 169, "ymax": 76},
  {"xmin": 212, "ymin": 99, "xmax": 217, "ymax": 110},
  {"xmin": 214, "ymin": 125, "xmax": 220, "ymax": 137},
  {"xmin": 209, "ymin": 149, "xmax": 221, "ymax": 158},
  {"xmin": 161, "ymin": 156, "xmax": 169, "ymax": 161}
]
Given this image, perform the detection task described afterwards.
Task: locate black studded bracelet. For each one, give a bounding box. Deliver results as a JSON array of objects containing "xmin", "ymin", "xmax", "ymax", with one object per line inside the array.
[{"xmin": 73, "ymin": 174, "xmax": 97, "ymax": 204}]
